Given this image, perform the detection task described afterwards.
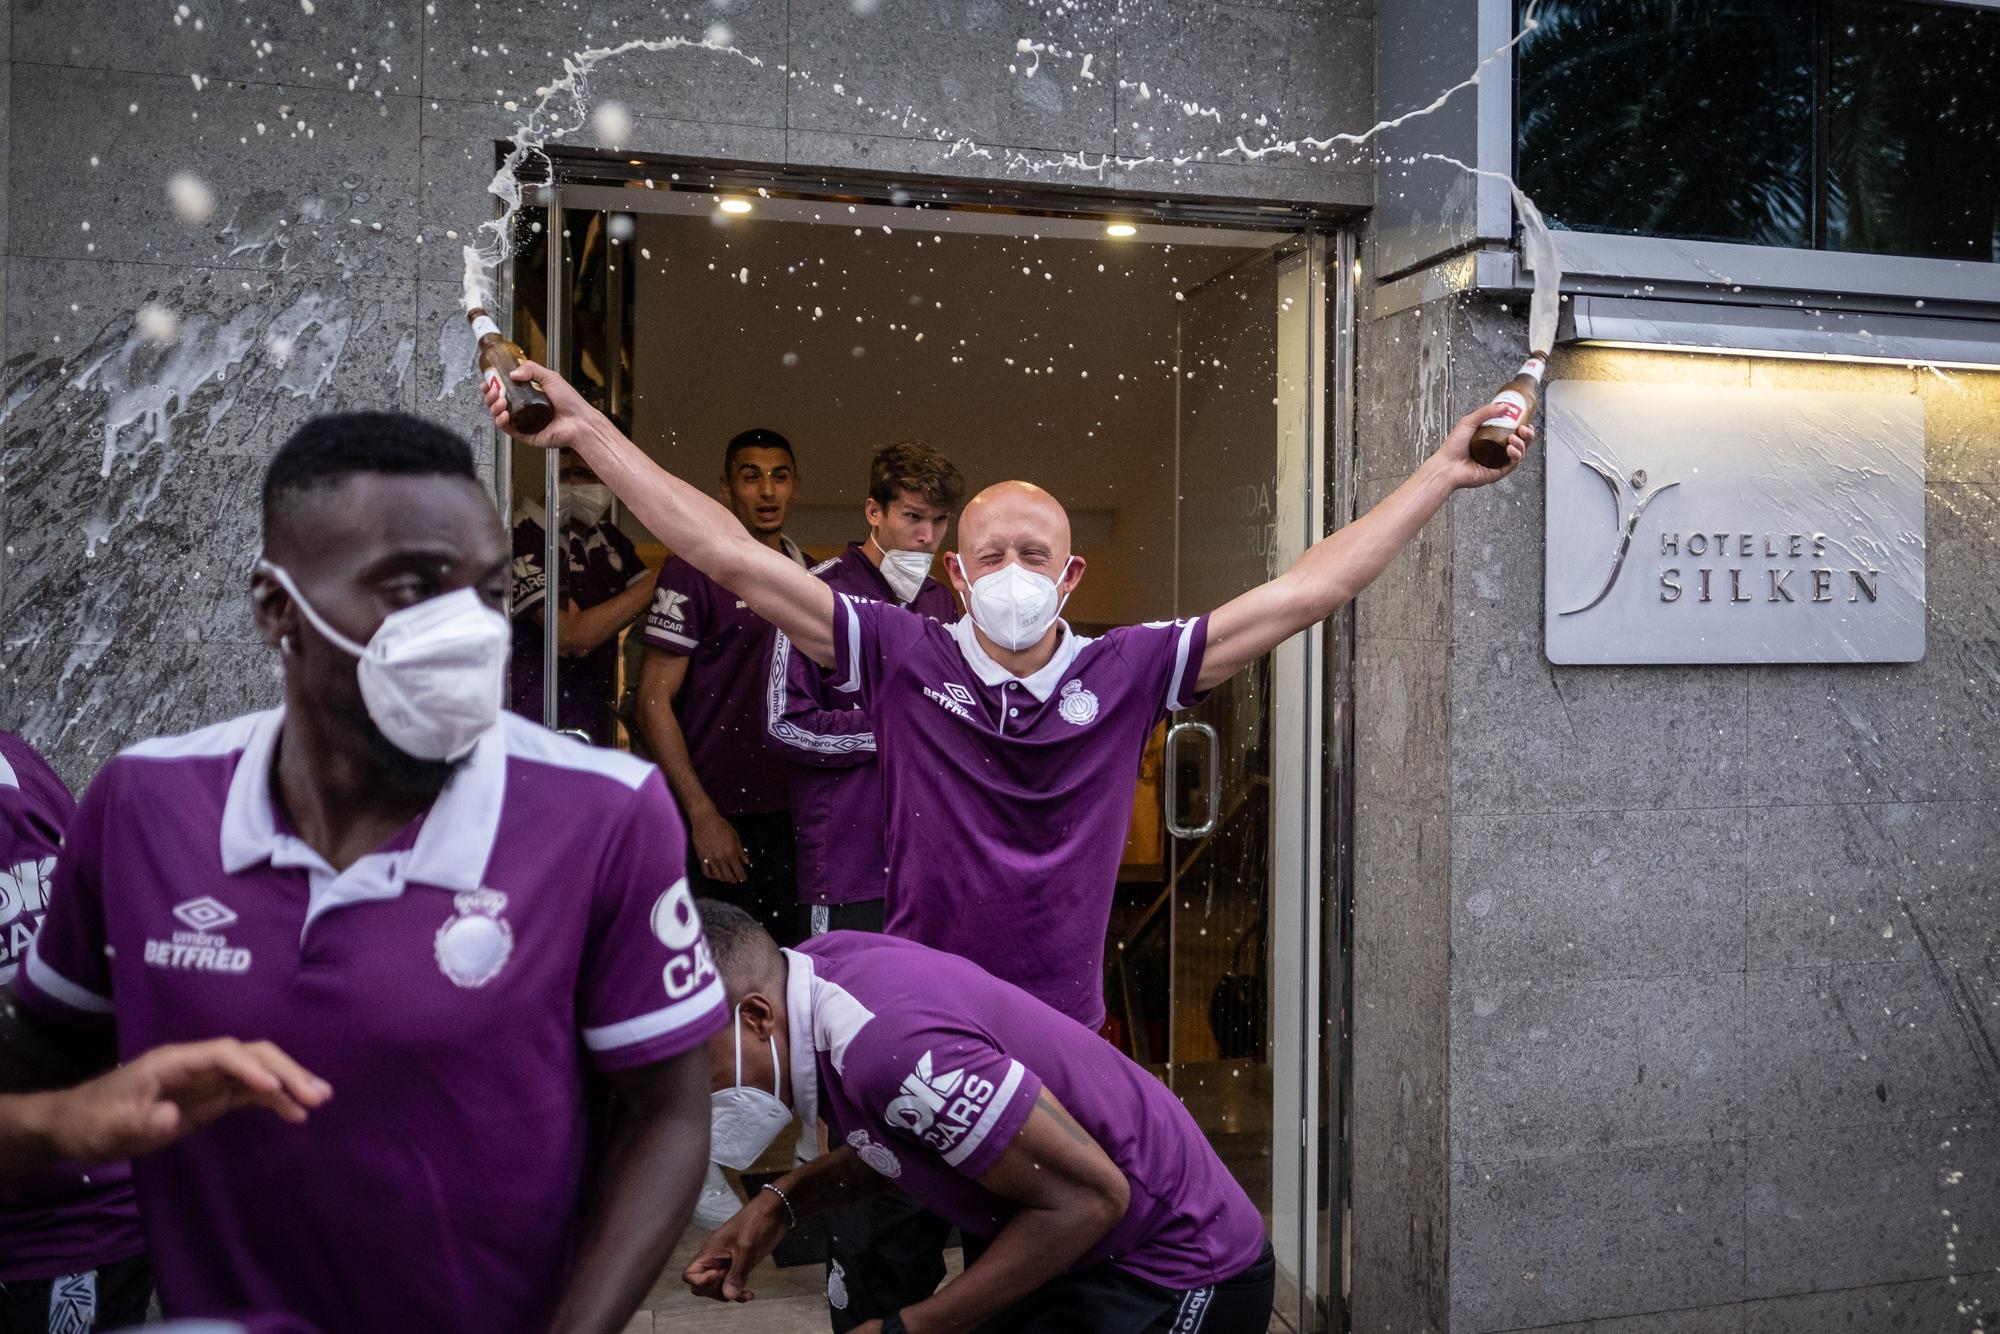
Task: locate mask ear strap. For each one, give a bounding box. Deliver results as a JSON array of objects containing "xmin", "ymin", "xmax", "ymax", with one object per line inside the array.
[
  {"xmin": 732, "ymin": 1003, "xmax": 746, "ymax": 1087},
  {"xmin": 258, "ymin": 560, "xmax": 368, "ymax": 658},
  {"xmin": 767, "ymin": 1034, "xmax": 783, "ymax": 1098}
]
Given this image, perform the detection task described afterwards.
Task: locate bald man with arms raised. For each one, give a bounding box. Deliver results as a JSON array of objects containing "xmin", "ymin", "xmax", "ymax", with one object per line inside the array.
[{"xmin": 488, "ymin": 365, "xmax": 1534, "ymax": 1028}]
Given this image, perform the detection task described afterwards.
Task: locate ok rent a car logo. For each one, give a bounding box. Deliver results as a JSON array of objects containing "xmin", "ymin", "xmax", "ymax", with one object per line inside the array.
[{"xmin": 883, "ymin": 1050, "xmax": 1001, "ymax": 1156}]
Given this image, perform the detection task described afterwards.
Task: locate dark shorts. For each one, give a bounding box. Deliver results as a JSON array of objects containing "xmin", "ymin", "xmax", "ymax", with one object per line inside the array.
[
  {"xmin": 0, "ymin": 1254, "xmax": 152, "ymax": 1334},
  {"xmin": 959, "ymin": 1238, "xmax": 1276, "ymax": 1334},
  {"xmin": 689, "ymin": 809, "xmax": 801, "ymax": 947},
  {"xmin": 824, "ymin": 1190, "xmax": 957, "ymax": 1332},
  {"xmin": 803, "ymin": 897, "xmax": 888, "ymax": 940}
]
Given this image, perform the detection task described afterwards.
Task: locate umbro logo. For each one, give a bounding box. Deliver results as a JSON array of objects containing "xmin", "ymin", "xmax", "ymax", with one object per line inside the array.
[
  {"xmin": 172, "ymin": 896, "xmax": 238, "ymax": 932},
  {"xmin": 922, "ymin": 682, "xmax": 974, "ymax": 720}
]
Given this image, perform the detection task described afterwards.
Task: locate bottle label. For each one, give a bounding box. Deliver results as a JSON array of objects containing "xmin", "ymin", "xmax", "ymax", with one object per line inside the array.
[
  {"xmin": 482, "ymin": 367, "xmax": 503, "ymax": 392},
  {"xmin": 470, "ymin": 314, "xmax": 502, "ymax": 341},
  {"xmin": 1520, "ymin": 355, "xmax": 1547, "ymax": 382},
  {"xmin": 1479, "ymin": 389, "xmax": 1529, "ymax": 431}
]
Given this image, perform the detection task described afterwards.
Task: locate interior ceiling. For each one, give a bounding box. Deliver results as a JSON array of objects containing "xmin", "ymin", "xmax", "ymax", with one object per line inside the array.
[{"xmin": 629, "ymin": 209, "xmax": 1267, "ymax": 507}]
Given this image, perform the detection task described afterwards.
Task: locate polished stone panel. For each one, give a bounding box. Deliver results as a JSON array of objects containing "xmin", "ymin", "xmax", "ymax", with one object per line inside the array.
[
  {"xmin": 790, "ymin": 0, "xmax": 1113, "ymax": 152},
  {"xmin": 1741, "ymin": 1271, "xmax": 2000, "ymax": 1333},
  {"xmin": 1745, "ymin": 800, "xmax": 2000, "ymax": 970},
  {"xmin": 1355, "ymin": 634, "xmax": 1450, "ymax": 812},
  {"xmin": 1357, "ymin": 474, "xmax": 1453, "ymax": 643},
  {"xmin": 0, "ymin": 636, "xmax": 282, "ymax": 792},
  {"xmin": 1451, "ymin": 652, "xmax": 1749, "ymax": 817},
  {"xmin": 10, "ymin": 65, "xmax": 421, "ymax": 276},
  {"xmin": 417, "ymin": 97, "xmax": 788, "ymax": 282},
  {"xmin": 1451, "ymin": 972, "xmax": 1745, "ymax": 1161},
  {"xmin": 1742, "ymin": 963, "xmax": 2000, "ymax": 1136},
  {"xmin": 1745, "ymin": 481, "xmax": 2000, "ymax": 806},
  {"xmin": 1451, "ymin": 1141, "xmax": 1746, "ymax": 1332},
  {"xmin": 422, "ymin": 0, "xmax": 785, "ymax": 129},
  {"xmin": 2, "ymin": 258, "xmax": 419, "ymax": 463},
  {"xmin": 15, "ymin": 0, "xmax": 422, "ymax": 94},
  {"xmin": 1745, "ymin": 1115, "xmax": 2000, "ymax": 1298},
  {"xmin": 1453, "ymin": 807, "xmax": 1747, "ymax": 986},
  {"xmin": 1352, "ymin": 796, "xmax": 1452, "ymax": 1333},
  {"xmin": 1494, "ymin": 1304, "xmax": 1746, "ymax": 1334}
]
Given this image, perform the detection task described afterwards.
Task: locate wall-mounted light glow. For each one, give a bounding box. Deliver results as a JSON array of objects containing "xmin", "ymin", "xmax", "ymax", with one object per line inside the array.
[
  {"xmin": 1574, "ymin": 338, "xmax": 2000, "ymax": 374},
  {"xmin": 1104, "ymin": 222, "xmax": 1138, "ymax": 238},
  {"xmin": 718, "ymin": 197, "xmax": 754, "ymax": 215}
]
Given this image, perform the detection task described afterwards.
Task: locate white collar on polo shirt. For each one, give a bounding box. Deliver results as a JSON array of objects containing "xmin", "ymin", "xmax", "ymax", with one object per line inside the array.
[
  {"xmin": 780, "ymin": 946, "xmax": 876, "ymax": 1131},
  {"xmin": 946, "ymin": 615, "xmax": 1094, "ymax": 703},
  {"xmin": 219, "ymin": 708, "xmax": 506, "ymax": 933}
]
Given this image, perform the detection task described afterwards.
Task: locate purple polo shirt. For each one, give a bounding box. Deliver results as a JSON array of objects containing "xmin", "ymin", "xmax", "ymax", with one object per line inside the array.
[
  {"xmin": 17, "ymin": 709, "xmax": 727, "ymax": 1332},
  {"xmin": 767, "ymin": 544, "xmax": 957, "ymax": 907},
  {"xmin": 0, "ymin": 732, "xmax": 144, "ymax": 1283},
  {"xmin": 645, "ymin": 536, "xmax": 809, "ymax": 816},
  {"xmin": 830, "ymin": 597, "xmax": 1208, "ymax": 1025},
  {"xmin": 510, "ymin": 503, "xmax": 650, "ymax": 743},
  {"xmin": 793, "ymin": 932, "xmax": 1266, "ymax": 1289}
]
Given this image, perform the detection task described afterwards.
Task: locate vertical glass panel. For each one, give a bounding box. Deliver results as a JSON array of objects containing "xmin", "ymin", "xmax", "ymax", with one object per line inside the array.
[
  {"xmin": 505, "ymin": 206, "xmax": 643, "ymax": 744},
  {"xmin": 1515, "ymin": 0, "xmax": 1814, "ymax": 247},
  {"xmin": 1171, "ymin": 246, "xmax": 1282, "ymax": 1280},
  {"xmin": 1826, "ymin": 0, "xmax": 2000, "ymax": 261}
]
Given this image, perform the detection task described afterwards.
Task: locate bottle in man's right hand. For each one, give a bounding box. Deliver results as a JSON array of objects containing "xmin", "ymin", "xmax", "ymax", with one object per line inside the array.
[
  {"xmin": 467, "ymin": 307, "xmax": 555, "ymax": 435},
  {"xmin": 1469, "ymin": 352, "xmax": 1547, "ymax": 469}
]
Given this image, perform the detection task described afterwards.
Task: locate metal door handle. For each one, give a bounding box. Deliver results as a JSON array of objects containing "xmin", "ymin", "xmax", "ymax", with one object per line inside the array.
[
  {"xmin": 557, "ymin": 728, "xmax": 594, "ymax": 746},
  {"xmin": 1164, "ymin": 720, "xmax": 1219, "ymax": 840}
]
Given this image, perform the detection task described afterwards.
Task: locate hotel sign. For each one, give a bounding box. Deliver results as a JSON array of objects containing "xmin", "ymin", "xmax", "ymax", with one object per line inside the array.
[{"xmin": 1544, "ymin": 381, "xmax": 1925, "ymax": 665}]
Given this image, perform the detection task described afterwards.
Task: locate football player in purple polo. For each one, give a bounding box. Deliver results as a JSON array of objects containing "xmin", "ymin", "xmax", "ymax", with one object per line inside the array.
[
  {"xmin": 485, "ymin": 360, "xmax": 1535, "ymax": 1030},
  {"xmin": 3, "ymin": 412, "xmax": 726, "ymax": 1334}
]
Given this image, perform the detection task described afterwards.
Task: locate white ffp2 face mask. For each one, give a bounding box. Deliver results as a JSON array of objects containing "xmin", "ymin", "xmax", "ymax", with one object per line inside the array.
[
  {"xmin": 561, "ymin": 482, "xmax": 613, "ymax": 529},
  {"xmin": 958, "ymin": 557, "xmax": 1075, "ymax": 652},
  {"xmin": 260, "ymin": 561, "xmax": 510, "ymax": 763},
  {"xmin": 870, "ymin": 534, "xmax": 934, "ymax": 604},
  {"xmin": 709, "ymin": 1005, "xmax": 793, "ymax": 1171}
]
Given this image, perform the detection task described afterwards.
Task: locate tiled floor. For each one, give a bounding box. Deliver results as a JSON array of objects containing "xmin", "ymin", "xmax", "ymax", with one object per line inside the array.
[{"xmin": 627, "ymin": 1226, "xmax": 1292, "ymax": 1332}]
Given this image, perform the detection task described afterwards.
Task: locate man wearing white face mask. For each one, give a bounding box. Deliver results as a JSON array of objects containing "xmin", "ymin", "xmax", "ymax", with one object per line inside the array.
[
  {"xmin": 509, "ymin": 449, "xmax": 655, "ymax": 745},
  {"xmin": 487, "ymin": 364, "xmax": 1536, "ymax": 1029},
  {"xmin": 768, "ymin": 439, "xmax": 963, "ymax": 939},
  {"xmin": 3, "ymin": 413, "xmax": 726, "ymax": 1334}
]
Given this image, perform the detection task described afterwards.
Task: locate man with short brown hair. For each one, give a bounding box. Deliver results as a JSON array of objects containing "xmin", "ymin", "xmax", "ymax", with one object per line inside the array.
[{"xmin": 768, "ymin": 438, "xmax": 964, "ymax": 938}]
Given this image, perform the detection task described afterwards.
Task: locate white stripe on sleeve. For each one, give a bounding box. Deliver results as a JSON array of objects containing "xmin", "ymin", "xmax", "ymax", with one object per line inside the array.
[
  {"xmin": 1164, "ymin": 619, "xmax": 1197, "ymax": 712},
  {"xmin": 941, "ymin": 1059, "xmax": 1028, "ymax": 1168},
  {"xmin": 25, "ymin": 940, "xmax": 114, "ymax": 1015},
  {"xmin": 581, "ymin": 974, "xmax": 726, "ymax": 1052},
  {"xmin": 767, "ymin": 632, "xmax": 877, "ymax": 756},
  {"xmin": 835, "ymin": 595, "xmax": 865, "ymax": 695}
]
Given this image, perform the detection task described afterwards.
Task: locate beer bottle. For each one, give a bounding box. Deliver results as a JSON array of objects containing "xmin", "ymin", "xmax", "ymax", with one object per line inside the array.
[
  {"xmin": 1469, "ymin": 352, "xmax": 1547, "ymax": 469},
  {"xmin": 467, "ymin": 307, "xmax": 554, "ymax": 435}
]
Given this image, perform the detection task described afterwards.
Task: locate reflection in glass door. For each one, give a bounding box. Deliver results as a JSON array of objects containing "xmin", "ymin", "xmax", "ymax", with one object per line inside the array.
[{"xmin": 1168, "ymin": 237, "xmax": 1330, "ymax": 1330}]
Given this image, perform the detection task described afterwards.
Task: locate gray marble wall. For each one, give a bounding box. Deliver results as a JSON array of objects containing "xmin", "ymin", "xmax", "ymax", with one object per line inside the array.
[
  {"xmin": 0, "ymin": 0, "xmax": 1371, "ymax": 788},
  {"xmin": 1352, "ymin": 287, "xmax": 2000, "ymax": 1333}
]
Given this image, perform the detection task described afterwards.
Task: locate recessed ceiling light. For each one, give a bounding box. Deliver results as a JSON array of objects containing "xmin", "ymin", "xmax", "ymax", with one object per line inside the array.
[
  {"xmin": 1105, "ymin": 222, "xmax": 1138, "ymax": 238},
  {"xmin": 718, "ymin": 197, "xmax": 754, "ymax": 215}
]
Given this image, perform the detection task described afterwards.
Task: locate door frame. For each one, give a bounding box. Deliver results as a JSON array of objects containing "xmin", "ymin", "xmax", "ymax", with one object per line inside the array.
[{"xmin": 500, "ymin": 154, "xmax": 1359, "ymax": 1331}]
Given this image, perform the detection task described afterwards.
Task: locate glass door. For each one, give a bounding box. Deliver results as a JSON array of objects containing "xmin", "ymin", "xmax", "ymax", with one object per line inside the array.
[
  {"xmin": 505, "ymin": 196, "xmax": 640, "ymax": 745},
  {"xmin": 1167, "ymin": 236, "xmax": 1332, "ymax": 1330}
]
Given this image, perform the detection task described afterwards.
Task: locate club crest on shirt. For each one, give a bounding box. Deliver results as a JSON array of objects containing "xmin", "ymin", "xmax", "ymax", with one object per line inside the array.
[
  {"xmin": 826, "ymin": 1259, "xmax": 850, "ymax": 1311},
  {"xmin": 846, "ymin": 1128, "xmax": 903, "ymax": 1178},
  {"xmin": 1058, "ymin": 679, "xmax": 1100, "ymax": 727},
  {"xmin": 435, "ymin": 888, "xmax": 513, "ymax": 989}
]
